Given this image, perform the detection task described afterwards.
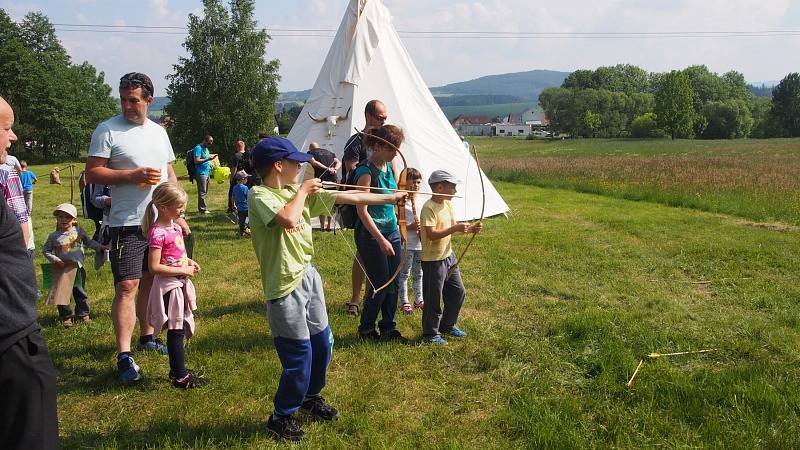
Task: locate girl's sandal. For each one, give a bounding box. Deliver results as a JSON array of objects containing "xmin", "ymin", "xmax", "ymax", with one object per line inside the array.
[
  {"xmin": 345, "ymin": 302, "xmax": 360, "ymax": 316},
  {"xmin": 401, "ymin": 303, "xmax": 414, "ymax": 315},
  {"xmin": 414, "ymin": 301, "xmax": 424, "ymax": 310}
]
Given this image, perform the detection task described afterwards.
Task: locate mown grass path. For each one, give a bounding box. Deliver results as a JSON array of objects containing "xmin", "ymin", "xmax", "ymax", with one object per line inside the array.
[{"xmin": 22, "ymin": 157, "xmax": 799, "ymax": 448}]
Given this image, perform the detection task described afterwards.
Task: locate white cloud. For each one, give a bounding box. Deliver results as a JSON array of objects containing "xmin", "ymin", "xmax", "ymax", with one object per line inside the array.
[{"xmin": 149, "ymin": 0, "xmax": 169, "ymax": 18}]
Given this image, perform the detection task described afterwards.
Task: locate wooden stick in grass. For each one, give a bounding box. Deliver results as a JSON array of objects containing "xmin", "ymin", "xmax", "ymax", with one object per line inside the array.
[
  {"xmin": 626, "ymin": 359, "xmax": 645, "ymax": 388},
  {"xmin": 646, "ymin": 349, "xmax": 716, "ymax": 360}
]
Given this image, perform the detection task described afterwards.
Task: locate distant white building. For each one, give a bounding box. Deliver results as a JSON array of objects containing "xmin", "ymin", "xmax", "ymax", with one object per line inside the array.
[
  {"xmin": 520, "ymin": 108, "xmax": 549, "ymax": 126},
  {"xmin": 494, "ymin": 123, "xmax": 531, "ymax": 136}
]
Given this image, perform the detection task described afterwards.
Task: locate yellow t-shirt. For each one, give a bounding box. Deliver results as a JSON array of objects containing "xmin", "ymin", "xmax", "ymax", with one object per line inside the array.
[
  {"xmin": 420, "ymin": 199, "xmax": 455, "ymax": 262},
  {"xmin": 248, "ymin": 185, "xmax": 335, "ymax": 300}
]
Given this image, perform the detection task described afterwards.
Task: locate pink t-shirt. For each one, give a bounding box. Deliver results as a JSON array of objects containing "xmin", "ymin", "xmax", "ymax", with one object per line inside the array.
[{"xmin": 147, "ymin": 222, "xmax": 188, "ymax": 267}]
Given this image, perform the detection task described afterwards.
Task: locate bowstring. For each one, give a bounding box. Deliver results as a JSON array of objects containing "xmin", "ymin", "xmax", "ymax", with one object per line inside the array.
[{"xmin": 313, "ymin": 158, "xmax": 378, "ymax": 294}]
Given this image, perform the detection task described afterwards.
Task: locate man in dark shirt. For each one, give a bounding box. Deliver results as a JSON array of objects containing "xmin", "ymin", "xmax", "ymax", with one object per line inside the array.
[
  {"xmin": 0, "ymin": 95, "xmax": 59, "ymax": 449},
  {"xmin": 341, "ymin": 99, "xmax": 388, "ymax": 315}
]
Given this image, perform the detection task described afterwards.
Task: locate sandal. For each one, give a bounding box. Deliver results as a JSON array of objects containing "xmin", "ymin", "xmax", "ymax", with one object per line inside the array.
[
  {"xmin": 414, "ymin": 301, "xmax": 424, "ymax": 310},
  {"xmin": 345, "ymin": 302, "xmax": 360, "ymax": 316},
  {"xmin": 401, "ymin": 303, "xmax": 414, "ymax": 315}
]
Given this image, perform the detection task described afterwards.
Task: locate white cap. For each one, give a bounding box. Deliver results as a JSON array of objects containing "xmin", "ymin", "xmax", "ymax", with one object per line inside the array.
[
  {"xmin": 428, "ymin": 170, "xmax": 461, "ymax": 185},
  {"xmin": 53, "ymin": 203, "xmax": 78, "ymax": 218}
]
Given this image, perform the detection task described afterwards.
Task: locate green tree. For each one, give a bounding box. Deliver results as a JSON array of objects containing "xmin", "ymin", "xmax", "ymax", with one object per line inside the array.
[
  {"xmin": 749, "ymin": 96, "xmax": 781, "ymax": 138},
  {"xmin": 166, "ymin": 0, "xmax": 280, "ymax": 158},
  {"xmin": 771, "ymin": 73, "xmax": 800, "ymax": 136},
  {"xmin": 655, "ymin": 71, "xmax": 694, "ymax": 139},
  {"xmin": 630, "ymin": 113, "xmax": 663, "ymax": 138},
  {"xmin": 0, "ymin": 9, "xmax": 115, "ymax": 160},
  {"xmin": 582, "ymin": 110, "xmax": 601, "ymax": 137}
]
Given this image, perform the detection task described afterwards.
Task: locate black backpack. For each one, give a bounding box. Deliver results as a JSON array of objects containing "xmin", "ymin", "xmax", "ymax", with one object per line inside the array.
[
  {"xmin": 337, "ymin": 161, "xmax": 382, "ymax": 229},
  {"xmin": 81, "ymin": 184, "xmax": 108, "ymax": 222},
  {"xmin": 185, "ymin": 148, "xmax": 196, "ymax": 183}
]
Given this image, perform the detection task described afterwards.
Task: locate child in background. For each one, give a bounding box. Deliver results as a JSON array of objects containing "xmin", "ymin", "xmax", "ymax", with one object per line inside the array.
[
  {"xmin": 142, "ymin": 182, "xmax": 204, "ymax": 388},
  {"xmin": 397, "ymin": 168, "xmax": 424, "ymax": 314},
  {"xmin": 419, "ymin": 170, "xmax": 482, "ymax": 345},
  {"xmin": 42, "ymin": 203, "xmax": 107, "ymax": 327},
  {"xmin": 232, "ymin": 170, "xmax": 250, "ymax": 236},
  {"xmin": 248, "ymin": 137, "xmax": 405, "ymax": 441},
  {"xmin": 18, "ymin": 160, "xmax": 36, "ymax": 214}
]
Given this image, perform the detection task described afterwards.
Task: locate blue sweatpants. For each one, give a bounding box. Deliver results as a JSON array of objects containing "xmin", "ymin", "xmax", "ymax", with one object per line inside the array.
[{"xmin": 268, "ymin": 265, "xmax": 334, "ymax": 416}]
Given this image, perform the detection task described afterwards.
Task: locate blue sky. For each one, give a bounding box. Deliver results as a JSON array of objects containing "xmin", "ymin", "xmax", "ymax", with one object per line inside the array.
[{"xmin": 3, "ymin": 0, "xmax": 799, "ymax": 96}]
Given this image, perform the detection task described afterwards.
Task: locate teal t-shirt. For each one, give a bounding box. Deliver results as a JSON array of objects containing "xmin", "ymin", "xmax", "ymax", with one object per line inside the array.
[
  {"xmin": 353, "ymin": 162, "xmax": 398, "ymax": 234},
  {"xmin": 248, "ymin": 185, "xmax": 335, "ymax": 300},
  {"xmin": 193, "ymin": 144, "xmax": 211, "ymax": 176}
]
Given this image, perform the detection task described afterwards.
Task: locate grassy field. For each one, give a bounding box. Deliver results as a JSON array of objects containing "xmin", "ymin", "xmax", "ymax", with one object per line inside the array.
[
  {"xmin": 476, "ymin": 137, "xmax": 800, "ymax": 226},
  {"xmin": 21, "ymin": 146, "xmax": 800, "ymax": 448}
]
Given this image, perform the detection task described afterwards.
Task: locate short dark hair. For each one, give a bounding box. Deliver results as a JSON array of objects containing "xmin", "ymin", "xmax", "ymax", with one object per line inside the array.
[
  {"xmin": 119, "ymin": 72, "xmax": 154, "ymax": 99},
  {"xmin": 406, "ymin": 167, "xmax": 422, "ymax": 181},
  {"xmin": 365, "ymin": 99, "xmax": 383, "ymax": 117}
]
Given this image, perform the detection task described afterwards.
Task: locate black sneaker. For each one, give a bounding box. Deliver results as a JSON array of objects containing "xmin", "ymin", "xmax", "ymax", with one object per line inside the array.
[
  {"xmin": 380, "ymin": 329, "xmax": 409, "ymax": 344},
  {"xmin": 266, "ymin": 414, "xmax": 304, "ymax": 442},
  {"xmin": 172, "ymin": 370, "xmax": 207, "ymax": 389},
  {"xmin": 301, "ymin": 396, "xmax": 340, "ymax": 421},
  {"xmin": 359, "ymin": 329, "xmax": 381, "ymax": 341}
]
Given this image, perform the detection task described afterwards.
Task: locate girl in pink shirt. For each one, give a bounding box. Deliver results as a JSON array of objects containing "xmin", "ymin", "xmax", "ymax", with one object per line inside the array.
[{"xmin": 142, "ymin": 182, "xmax": 205, "ymax": 389}]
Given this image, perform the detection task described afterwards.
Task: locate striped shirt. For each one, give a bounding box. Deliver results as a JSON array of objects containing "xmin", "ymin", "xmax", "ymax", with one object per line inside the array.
[{"xmin": 0, "ymin": 164, "xmax": 30, "ymax": 225}]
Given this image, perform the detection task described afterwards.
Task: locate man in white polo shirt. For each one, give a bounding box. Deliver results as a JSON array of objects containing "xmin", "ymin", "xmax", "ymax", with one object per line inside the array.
[{"xmin": 85, "ymin": 72, "xmax": 190, "ymax": 382}]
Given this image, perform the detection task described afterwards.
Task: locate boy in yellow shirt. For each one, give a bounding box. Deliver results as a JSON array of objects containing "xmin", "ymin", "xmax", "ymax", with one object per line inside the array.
[
  {"xmin": 419, "ymin": 170, "xmax": 482, "ymax": 345},
  {"xmin": 248, "ymin": 137, "xmax": 405, "ymax": 441}
]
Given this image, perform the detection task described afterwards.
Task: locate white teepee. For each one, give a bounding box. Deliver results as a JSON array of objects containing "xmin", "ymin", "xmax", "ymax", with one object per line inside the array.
[{"xmin": 287, "ymin": 0, "xmax": 509, "ymax": 220}]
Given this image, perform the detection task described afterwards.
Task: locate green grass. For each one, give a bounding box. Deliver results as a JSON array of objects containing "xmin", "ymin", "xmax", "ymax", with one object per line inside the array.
[
  {"xmin": 476, "ymin": 137, "xmax": 800, "ymax": 226},
  {"xmin": 22, "ymin": 151, "xmax": 800, "ymax": 448}
]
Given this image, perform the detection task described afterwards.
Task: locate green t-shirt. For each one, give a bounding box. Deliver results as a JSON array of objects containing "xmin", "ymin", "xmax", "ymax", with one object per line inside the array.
[
  {"xmin": 353, "ymin": 162, "xmax": 398, "ymax": 234},
  {"xmin": 248, "ymin": 184, "xmax": 335, "ymax": 300}
]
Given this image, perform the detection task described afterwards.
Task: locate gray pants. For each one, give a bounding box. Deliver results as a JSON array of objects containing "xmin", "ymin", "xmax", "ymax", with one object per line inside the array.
[
  {"xmin": 267, "ymin": 265, "xmax": 329, "ymax": 340},
  {"xmin": 421, "ymin": 253, "xmax": 466, "ymax": 338},
  {"xmin": 196, "ymin": 174, "xmax": 209, "ymax": 212},
  {"xmin": 23, "ymin": 191, "xmax": 32, "ymax": 214}
]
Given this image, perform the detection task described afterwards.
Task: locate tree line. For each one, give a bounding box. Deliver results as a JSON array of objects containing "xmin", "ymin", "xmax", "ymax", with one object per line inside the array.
[
  {"xmin": 0, "ymin": 1, "xmax": 281, "ymax": 163},
  {"xmin": 539, "ymin": 64, "xmax": 800, "ymax": 139},
  {"xmin": 0, "ymin": 9, "xmax": 117, "ymax": 161}
]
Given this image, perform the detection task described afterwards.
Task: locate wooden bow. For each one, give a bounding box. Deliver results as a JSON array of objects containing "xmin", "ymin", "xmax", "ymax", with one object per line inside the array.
[
  {"xmin": 355, "ymin": 128, "xmax": 418, "ymax": 298},
  {"xmin": 447, "ymin": 143, "xmax": 485, "ymax": 277}
]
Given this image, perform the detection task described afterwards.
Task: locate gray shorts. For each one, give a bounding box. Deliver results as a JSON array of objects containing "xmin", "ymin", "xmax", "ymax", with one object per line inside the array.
[{"xmin": 267, "ymin": 265, "xmax": 329, "ymax": 340}]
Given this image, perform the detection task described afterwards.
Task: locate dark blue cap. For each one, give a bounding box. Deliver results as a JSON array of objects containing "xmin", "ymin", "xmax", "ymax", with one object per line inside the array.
[{"xmin": 251, "ymin": 137, "xmax": 312, "ymax": 169}]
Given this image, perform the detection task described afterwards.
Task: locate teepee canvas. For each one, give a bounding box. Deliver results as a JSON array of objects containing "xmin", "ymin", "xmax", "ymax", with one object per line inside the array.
[{"xmin": 287, "ymin": 0, "xmax": 509, "ymax": 220}]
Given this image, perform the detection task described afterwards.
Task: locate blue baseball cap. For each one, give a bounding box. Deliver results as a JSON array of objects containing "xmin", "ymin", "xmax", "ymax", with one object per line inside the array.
[{"xmin": 251, "ymin": 137, "xmax": 313, "ymax": 169}]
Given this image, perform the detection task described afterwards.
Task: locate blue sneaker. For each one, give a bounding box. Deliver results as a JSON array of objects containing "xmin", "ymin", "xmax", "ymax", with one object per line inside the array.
[
  {"xmin": 137, "ymin": 337, "xmax": 168, "ymax": 354},
  {"xmin": 427, "ymin": 335, "xmax": 448, "ymax": 345},
  {"xmin": 117, "ymin": 354, "xmax": 141, "ymax": 382},
  {"xmin": 443, "ymin": 327, "xmax": 467, "ymax": 338}
]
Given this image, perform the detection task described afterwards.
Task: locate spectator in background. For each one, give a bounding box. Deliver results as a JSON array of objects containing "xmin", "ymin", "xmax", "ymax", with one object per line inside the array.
[
  {"xmin": 0, "ymin": 95, "xmax": 59, "ymax": 449},
  {"xmin": 192, "ymin": 135, "xmax": 217, "ymax": 214},
  {"xmin": 19, "ymin": 160, "xmax": 36, "ymax": 215},
  {"xmin": 227, "ymin": 140, "xmax": 247, "ymax": 218},
  {"xmin": 307, "ymin": 142, "xmax": 340, "ymax": 231},
  {"xmin": 232, "ymin": 170, "xmax": 250, "ymax": 237}
]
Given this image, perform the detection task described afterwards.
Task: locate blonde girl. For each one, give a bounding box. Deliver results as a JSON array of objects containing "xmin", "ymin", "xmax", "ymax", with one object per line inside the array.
[{"xmin": 143, "ymin": 182, "xmax": 205, "ymax": 388}]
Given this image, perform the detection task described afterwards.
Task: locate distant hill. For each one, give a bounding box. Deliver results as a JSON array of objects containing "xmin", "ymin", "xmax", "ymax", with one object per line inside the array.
[
  {"xmin": 151, "ymin": 70, "xmax": 569, "ymax": 121},
  {"xmin": 430, "ymin": 70, "xmax": 570, "ymax": 100}
]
